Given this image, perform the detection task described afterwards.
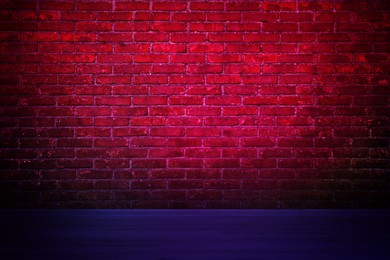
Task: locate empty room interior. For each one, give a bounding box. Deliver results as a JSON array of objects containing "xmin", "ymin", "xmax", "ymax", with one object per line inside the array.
[{"xmin": 0, "ymin": 0, "xmax": 389, "ymax": 259}]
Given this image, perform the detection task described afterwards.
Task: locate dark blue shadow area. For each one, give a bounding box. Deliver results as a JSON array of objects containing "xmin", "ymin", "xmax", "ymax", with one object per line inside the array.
[{"xmin": 1, "ymin": 210, "xmax": 389, "ymax": 259}]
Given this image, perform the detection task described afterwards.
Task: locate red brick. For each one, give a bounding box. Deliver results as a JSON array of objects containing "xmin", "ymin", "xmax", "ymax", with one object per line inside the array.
[
  {"xmin": 242, "ymin": 138, "xmax": 275, "ymax": 147},
  {"xmin": 58, "ymin": 159, "xmax": 93, "ymax": 169},
  {"xmin": 171, "ymin": 33, "xmax": 206, "ymax": 43},
  {"xmin": 243, "ymin": 97, "xmax": 277, "ymax": 105},
  {"xmin": 134, "ymin": 12, "xmax": 170, "ymax": 21},
  {"xmin": 76, "ymin": 22, "xmax": 112, "ymax": 32},
  {"xmin": 24, "ymin": 32, "xmax": 58, "ymax": 42},
  {"xmin": 133, "ymin": 96, "xmax": 167, "ymax": 105},
  {"xmin": 207, "ymin": 13, "xmax": 241, "ymax": 21},
  {"xmin": 40, "ymin": 2, "xmax": 74, "ymax": 10},
  {"xmin": 263, "ymin": 23, "xmax": 298, "ymax": 32},
  {"xmin": 227, "ymin": 23, "xmax": 261, "ymax": 32},
  {"xmin": 57, "ymin": 96, "xmax": 93, "ymax": 106},
  {"xmin": 112, "ymin": 128, "xmax": 147, "ymax": 137},
  {"xmin": 77, "ymin": 2, "xmax": 111, "ymax": 11},
  {"xmin": 204, "ymin": 117, "xmax": 239, "ymax": 126},
  {"xmin": 56, "ymin": 118, "xmax": 92, "ymax": 126},
  {"xmin": 131, "ymin": 138, "xmax": 166, "ymax": 147},
  {"xmin": 151, "ymin": 22, "xmax": 187, "ymax": 32},
  {"xmin": 208, "ymin": 54, "xmax": 241, "ymax": 63},
  {"xmin": 152, "ymin": 44, "xmax": 186, "ymax": 53},
  {"xmin": 242, "ymin": 13, "xmax": 278, "ymax": 22},
  {"xmin": 222, "ymin": 148, "xmax": 257, "ymax": 158},
  {"xmin": 39, "ymin": 22, "xmax": 74, "ymax": 31},
  {"xmin": 153, "ymin": 2, "xmax": 186, "ymax": 11},
  {"xmin": 95, "ymin": 97, "xmax": 130, "ymax": 106},
  {"xmin": 96, "ymin": 76, "xmax": 131, "ymax": 84},
  {"xmin": 189, "ymin": 23, "xmax": 224, "ymax": 32},
  {"xmin": 169, "ymin": 96, "xmax": 202, "ymax": 105},
  {"xmin": 130, "ymin": 117, "xmax": 165, "ymax": 126},
  {"xmin": 318, "ymin": 33, "xmax": 352, "ymax": 42},
  {"xmin": 189, "ymin": 44, "xmax": 223, "ymax": 53},
  {"xmin": 151, "ymin": 86, "xmax": 185, "ymax": 94},
  {"xmin": 186, "ymin": 107, "xmax": 221, "ymax": 116},
  {"xmin": 279, "ymin": 96, "xmax": 315, "ymax": 105},
  {"xmin": 134, "ymin": 33, "xmax": 169, "ymax": 42},
  {"xmin": 187, "ymin": 86, "xmax": 221, "ymax": 95},
  {"xmin": 167, "ymin": 138, "xmax": 202, "ymax": 147},
  {"xmin": 170, "ymin": 75, "xmax": 204, "ymax": 84},
  {"xmin": 134, "ymin": 54, "xmax": 168, "ymax": 63},
  {"xmin": 208, "ymin": 33, "xmax": 243, "ymax": 42},
  {"xmin": 75, "ymin": 117, "xmax": 115, "ymax": 127},
  {"xmin": 97, "ymin": 13, "xmax": 131, "ymax": 21},
  {"xmin": 79, "ymin": 105, "xmax": 111, "ymax": 116},
  {"xmin": 223, "ymin": 107, "xmax": 257, "ymax": 116},
  {"xmin": 114, "ymin": 44, "xmax": 149, "ymax": 53},
  {"xmin": 152, "ymin": 65, "xmax": 186, "ymax": 74},
  {"xmin": 115, "ymin": 2, "xmax": 149, "ymax": 11},
  {"xmin": 242, "ymin": 180, "xmax": 277, "ymax": 189},
  {"xmin": 114, "ymin": 64, "xmax": 151, "ymax": 74},
  {"xmin": 231, "ymin": 65, "xmax": 261, "ymax": 75},
  {"xmin": 170, "ymin": 54, "xmax": 205, "ymax": 63},
  {"xmin": 150, "ymin": 149, "xmax": 184, "ymax": 158},
  {"xmin": 299, "ymin": 2, "xmax": 333, "ymax": 11},
  {"xmin": 205, "ymin": 96, "xmax": 240, "ymax": 105},
  {"xmin": 319, "ymin": 54, "xmax": 352, "ymax": 63},
  {"xmin": 190, "ymin": 2, "xmax": 224, "ymax": 11},
  {"xmin": 188, "ymin": 64, "xmax": 222, "ymax": 74},
  {"xmin": 132, "ymin": 159, "xmax": 166, "ymax": 168},
  {"xmin": 61, "ymin": 12, "xmax": 96, "ymax": 21},
  {"xmin": 206, "ymin": 75, "xmax": 241, "ymax": 84},
  {"xmin": 60, "ymin": 54, "xmax": 95, "ymax": 63},
  {"xmin": 205, "ymin": 180, "xmax": 240, "ymax": 189},
  {"xmin": 262, "ymin": 2, "xmax": 296, "ymax": 11},
  {"xmin": 114, "ymin": 22, "xmax": 149, "ymax": 32},
  {"xmin": 204, "ymin": 138, "xmax": 238, "ymax": 147},
  {"xmin": 223, "ymin": 128, "xmax": 257, "ymax": 137},
  {"xmin": 134, "ymin": 75, "xmax": 168, "ymax": 84},
  {"xmin": 150, "ymin": 128, "xmax": 185, "ymax": 137},
  {"xmin": 74, "ymin": 86, "xmax": 110, "ymax": 95},
  {"xmin": 76, "ymin": 128, "xmax": 111, "ymax": 137},
  {"xmin": 205, "ymin": 159, "xmax": 240, "ymax": 168},
  {"xmin": 260, "ymin": 107, "xmax": 295, "ymax": 116},
  {"xmin": 186, "ymin": 148, "xmax": 220, "ymax": 158},
  {"xmin": 186, "ymin": 128, "xmax": 220, "ymax": 137},
  {"xmin": 38, "ymin": 43, "xmax": 73, "ymax": 53},
  {"xmin": 150, "ymin": 107, "xmax": 185, "ymax": 116},
  {"xmin": 300, "ymin": 23, "xmax": 333, "ymax": 32},
  {"xmin": 76, "ymin": 65, "xmax": 112, "ymax": 74},
  {"xmin": 168, "ymin": 159, "xmax": 202, "ymax": 168}
]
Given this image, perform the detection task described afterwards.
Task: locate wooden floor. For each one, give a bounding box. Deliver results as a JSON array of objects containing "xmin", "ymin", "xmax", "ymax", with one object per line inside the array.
[{"xmin": 1, "ymin": 210, "xmax": 389, "ymax": 259}]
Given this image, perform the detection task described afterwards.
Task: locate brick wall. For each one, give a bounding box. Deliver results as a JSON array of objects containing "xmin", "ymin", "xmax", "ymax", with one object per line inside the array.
[{"xmin": 0, "ymin": 0, "xmax": 389, "ymax": 208}]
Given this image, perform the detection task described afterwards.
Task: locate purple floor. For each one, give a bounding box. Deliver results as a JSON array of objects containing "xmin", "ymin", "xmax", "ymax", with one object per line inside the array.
[{"xmin": 1, "ymin": 210, "xmax": 389, "ymax": 259}]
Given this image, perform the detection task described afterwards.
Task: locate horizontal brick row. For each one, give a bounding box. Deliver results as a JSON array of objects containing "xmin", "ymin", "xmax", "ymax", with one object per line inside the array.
[{"xmin": 1, "ymin": 1, "xmax": 388, "ymax": 12}]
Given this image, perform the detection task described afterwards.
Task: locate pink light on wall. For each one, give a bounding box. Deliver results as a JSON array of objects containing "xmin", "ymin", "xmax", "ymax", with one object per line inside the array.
[{"xmin": 0, "ymin": 0, "xmax": 389, "ymax": 208}]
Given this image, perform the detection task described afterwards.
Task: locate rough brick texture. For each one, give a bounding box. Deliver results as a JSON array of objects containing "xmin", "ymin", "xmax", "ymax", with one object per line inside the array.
[{"xmin": 0, "ymin": 0, "xmax": 389, "ymax": 208}]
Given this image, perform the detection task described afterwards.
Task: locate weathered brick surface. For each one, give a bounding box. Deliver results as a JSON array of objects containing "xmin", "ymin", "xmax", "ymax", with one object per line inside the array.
[{"xmin": 0, "ymin": 0, "xmax": 389, "ymax": 208}]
